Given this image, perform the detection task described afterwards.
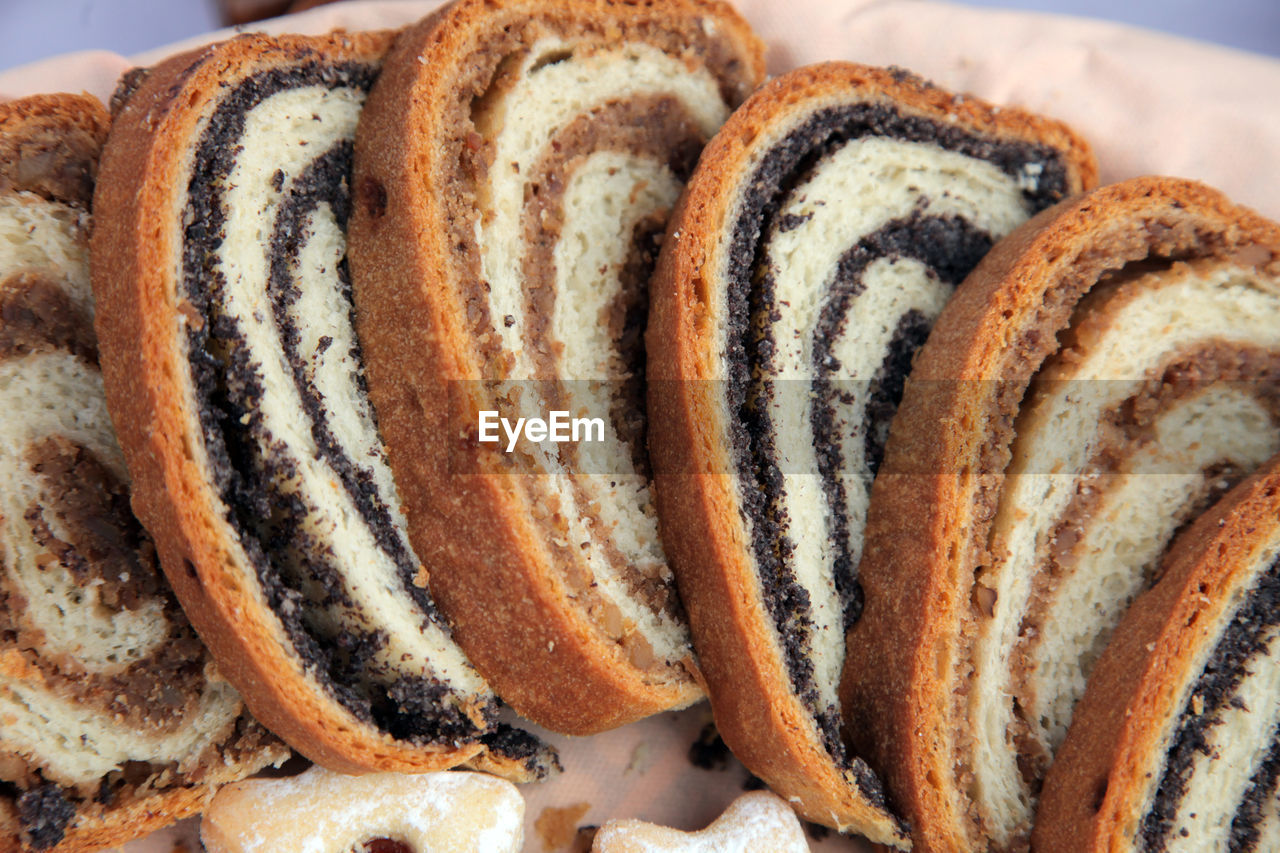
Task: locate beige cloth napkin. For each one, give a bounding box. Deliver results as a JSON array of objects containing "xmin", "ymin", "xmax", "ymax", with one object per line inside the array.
[
  {"xmin": 1, "ymin": 2, "xmax": 1276, "ymax": 850},
  {"xmin": 3, "ymin": 0, "xmax": 1277, "ymax": 217}
]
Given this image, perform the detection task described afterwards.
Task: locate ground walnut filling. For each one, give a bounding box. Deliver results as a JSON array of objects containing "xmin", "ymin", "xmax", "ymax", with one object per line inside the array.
[
  {"xmin": 965, "ymin": 255, "xmax": 1280, "ymax": 848},
  {"xmin": 0, "ymin": 272, "xmax": 96, "ymax": 361},
  {"xmin": 0, "ymin": 120, "xmax": 100, "ymax": 206},
  {"xmin": 24, "ymin": 435, "xmax": 161, "ymax": 609},
  {"xmin": 2, "ymin": 428, "xmax": 225, "ymax": 776},
  {"xmin": 1008, "ymin": 343, "xmax": 1280, "ymax": 781},
  {"xmin": 514, "ymin": 93, "xmax": 705, "ymax": 640},
  {"xmin": 2, "ymin": 116, "xmax": 277, "ymax": 848},
  {"xmin": 445, "ymin": 18, "xmax": 744, "ymax": 680}
]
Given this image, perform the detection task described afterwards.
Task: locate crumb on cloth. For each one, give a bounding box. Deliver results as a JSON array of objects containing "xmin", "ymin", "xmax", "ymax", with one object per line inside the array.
[
  {"xmin": 688, "ymin": 722, "xmax": 731, "ymax": 770},
  {"xmin": 535, "ymin": 802, "xmax": 592, "ymax": 851}
]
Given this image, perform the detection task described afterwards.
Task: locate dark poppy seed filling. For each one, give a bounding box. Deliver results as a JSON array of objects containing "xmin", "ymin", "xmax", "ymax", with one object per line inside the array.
[
  {"xmin": 720, "ymin": 100, "xmax": 1071, "ymax": 779},
  {"xmin": 267, "ymin": 140, "xmax": 439, "ymax": 624},
  {"xmin": 810, "ymin": 214, "xmax": 996, "ymax": 628},
  {"xmin": 15, "ymin": 785, "xmax": 76, "ymax": 850},
  {"xmin": 1138, "ymin": 557, "xmax": 1280, "ymax": 852},
  {"xmin": 1228, "ymin": 728, "xmax": 1280, "ymax": 851},
  {"xmin": 177, "ymin": 60, "xmax": 511, "ymax": 748}
]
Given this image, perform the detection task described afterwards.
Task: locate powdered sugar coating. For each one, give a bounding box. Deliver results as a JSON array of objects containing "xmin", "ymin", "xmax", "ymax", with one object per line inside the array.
[
  {"xmin": 200, "ymin": 766, "xmax": 523, "ymax": 853},
  {"xmin": 593, "ymin": 791, "xmax": 808, "ymax": 852}
]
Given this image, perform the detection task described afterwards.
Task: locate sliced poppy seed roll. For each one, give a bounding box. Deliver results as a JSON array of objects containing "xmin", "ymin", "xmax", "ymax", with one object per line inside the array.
[
  {"xmin": 348, "ymin": 0, "xmax": 765, "ymax": 734},
  {"xmin": 91, "ymin": 32, "xmax": 554, "ymax": 779},
  {"xmin": 646, "ymin": 62, "xmax": 1095, "ymax": 845},
  {"xmin": 845, "ymin": 177, "xmax": 1280, "ymax": 851},
  {"xmin": 0, "ymin": 93, "xmax": 286, "ymax": 853},
  {"xmin": 1035, "ymin": 454, "xmax": 1280, "ymax": 852}
]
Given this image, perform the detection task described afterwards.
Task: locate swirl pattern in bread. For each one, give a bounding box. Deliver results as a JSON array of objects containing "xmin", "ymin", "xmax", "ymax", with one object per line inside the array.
[
  {"xmin": 1035, "ymin": 455, "xmax": 1280, "ymax": 852},
  {"xmin": 845, "ymin": 176, "xmax": 1280, "ymax": 850},
  {"xmin": 646, "ymin": 62, "xmax": 1095, "ymax": 844},
  {"xmin": 348, "ymin": 0, "xmax": 765, "ymax": 734},
  {"xmin": 0, "ymin": 93, "xmax": 285, "ymax": 853},
  {"xmin": 91, "ymin": 32, "xmax": 554, "ymax": 780}
]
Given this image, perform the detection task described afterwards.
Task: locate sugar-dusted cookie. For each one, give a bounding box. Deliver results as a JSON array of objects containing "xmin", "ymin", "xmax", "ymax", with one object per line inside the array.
[
  {"xmin": 201, "ymin": 766, "xmax": 524, "ymax": 853},
  {"xmin": 593, "ymin": 791, "xmax": 808, "ymax": 853}
]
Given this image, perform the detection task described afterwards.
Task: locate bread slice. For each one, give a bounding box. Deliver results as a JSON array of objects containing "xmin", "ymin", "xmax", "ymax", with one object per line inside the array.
[
  {"xmin": 0, "ymin": 93, "xmax": 286, "ymax": 853},
  {"xmin": 1034, "ymin": 454, "xmax": 1280, "ymax": 852},
  {"xmin": 645, "ymin": 62, "xmax": 1095, "ymax": 844},
  {"xmin": 347, "ymin": 0, "xmax": 765, "ymax": 734},
  {"xmin": 844, "ymin": 177, "xmax": 1280, "ymax": 850},
  {"xmin": 91, "ymin": 32, "xmax": 554, "ymax": 780}
]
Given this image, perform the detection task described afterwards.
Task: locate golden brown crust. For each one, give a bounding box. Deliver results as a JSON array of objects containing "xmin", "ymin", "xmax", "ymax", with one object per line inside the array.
[
  {"xmin": 2, "ymin": 718, "xmax": 282, "ymax": 853},
  {"xmin": 841, "ymin": 177, "xmax": 1280, "ymax": 851},
  {"xmin": 2, "ymin": 786, "xmax": 204, "ymax": 853},
  {"xmin": 645, "ymin": 61, "xmax": 1096, "ymax": 847},
  {"xmin": 90, "ymin": 30, "xmax": 489, "ymax": 773},
  {"xmin": 1032, "ymin": 457, "xmax": 1280, "ymax": 852},
  {"xmin": 348, "ymin": 0, "xmax": 764, "ymax": 735}
]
